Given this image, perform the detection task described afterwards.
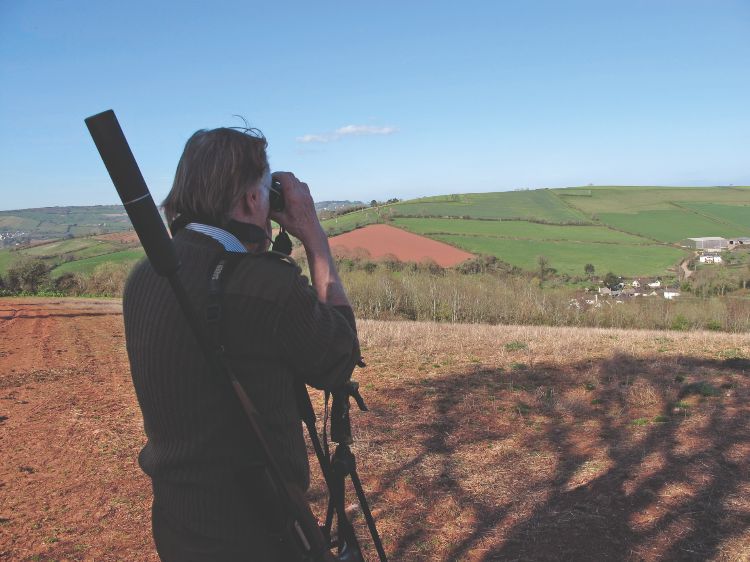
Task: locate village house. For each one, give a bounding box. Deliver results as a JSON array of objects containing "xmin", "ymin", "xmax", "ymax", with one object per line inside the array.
[{"xmin": 699, "ymin": 254, "xmax": 723, "ymax": 264}]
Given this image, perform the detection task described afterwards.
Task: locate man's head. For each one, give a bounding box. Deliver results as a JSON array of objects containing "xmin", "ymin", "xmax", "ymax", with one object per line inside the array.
[{"xmin": 163, "ymin": 127, "xmax": 269, "ymax": 228}]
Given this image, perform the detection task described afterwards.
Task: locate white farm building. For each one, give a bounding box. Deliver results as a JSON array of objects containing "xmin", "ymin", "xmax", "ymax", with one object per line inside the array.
[{"xmin": 682, "ymin": 237, "xmax": 729, "ymax": 251}]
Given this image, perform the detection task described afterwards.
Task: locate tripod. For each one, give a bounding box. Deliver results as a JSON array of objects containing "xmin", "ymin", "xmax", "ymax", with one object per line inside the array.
[{"xmin": 296, "ymin": 381, "xmax": 387, "ymax": 561}]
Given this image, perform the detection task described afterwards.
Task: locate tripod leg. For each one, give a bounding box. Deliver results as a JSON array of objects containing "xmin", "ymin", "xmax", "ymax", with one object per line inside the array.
[
  {"xmin": 331, "ymin": 449, "xmax": 364, "ymax": 560},
  {"xmin": 349, "ymin": 468, "xmax": 388, "ymax": 562},
  {"xmin": 324, "ymin": 495, "xmax": 335, "ymax": 539}
]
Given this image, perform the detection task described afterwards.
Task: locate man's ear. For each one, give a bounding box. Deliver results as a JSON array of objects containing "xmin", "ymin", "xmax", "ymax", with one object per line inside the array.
[
  {"xmin": 243, "ymin": 189, "xmax": 259, "ymax": 212},
  {"xmin": 230, "ymin": 189, "xmax": 255, "ymax": 222}
]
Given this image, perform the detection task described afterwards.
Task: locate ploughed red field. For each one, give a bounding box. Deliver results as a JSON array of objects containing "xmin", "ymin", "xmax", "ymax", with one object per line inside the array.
[{"xmin": 327, "ymin": 224, "xmax": 473, "ymax": 267}]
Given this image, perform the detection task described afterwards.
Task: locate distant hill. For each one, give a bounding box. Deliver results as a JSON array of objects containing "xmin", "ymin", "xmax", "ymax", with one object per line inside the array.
[
  {"xmin": 315, "ymin": 200, "xmax": 363, "ymax": 212},
  {"xmin": 0, "ymin": 201, "xmax": 363, "ymax": 246},
  {"xmin": 0, "ymin": 200, "xmax": 365, "ymax": 278},
  {"xmin": 0, "ymin": 205, "xmax": 132, "ymax": 246}
]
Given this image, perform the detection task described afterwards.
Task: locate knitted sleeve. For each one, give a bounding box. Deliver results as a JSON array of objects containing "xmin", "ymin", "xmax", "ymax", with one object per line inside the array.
[{"xmin": 277, "ymin": 272, "xmax": 360, "ymax": 390}]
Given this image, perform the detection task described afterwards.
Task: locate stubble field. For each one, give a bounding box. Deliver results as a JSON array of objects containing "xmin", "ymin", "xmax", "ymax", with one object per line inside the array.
[{"xmin": 1, "ymin": 298, "xmax": 749, "ymax": 561}]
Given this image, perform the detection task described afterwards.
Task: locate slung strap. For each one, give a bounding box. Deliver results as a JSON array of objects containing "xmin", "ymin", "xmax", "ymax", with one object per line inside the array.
[{"xmin": 206, "ymin": 253, "xmax": 243, "ymax": 353}]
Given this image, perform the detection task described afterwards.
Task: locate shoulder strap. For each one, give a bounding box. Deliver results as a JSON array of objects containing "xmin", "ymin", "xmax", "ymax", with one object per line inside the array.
[{"xmin": 206, "ymin": 253, "xmax": 243, "ymax": 353}]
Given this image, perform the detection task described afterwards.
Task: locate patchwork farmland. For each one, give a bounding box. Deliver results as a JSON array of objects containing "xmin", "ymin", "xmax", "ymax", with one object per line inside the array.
[
  {"xmin": 323, "ymin": 186, "xmax": 750, "ymax": 277},
  {"xmin": 2, "ymin": 186, "xmax": 749, "ymax": 279},
  {"xmin": 0, "ymin": 234, "xmax": 144, "ymax": 278}
]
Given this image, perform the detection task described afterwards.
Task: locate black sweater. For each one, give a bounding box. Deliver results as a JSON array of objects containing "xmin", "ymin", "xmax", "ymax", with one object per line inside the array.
[{"xmin": 123, "ymin": 229, "xmax": 360, "ymax": 539}]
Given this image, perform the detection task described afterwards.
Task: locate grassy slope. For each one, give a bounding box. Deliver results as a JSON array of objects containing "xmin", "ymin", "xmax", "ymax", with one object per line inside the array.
[
  {"xmin": 22, "ymin": 238, "xmax": 101, "ymax": 257},
  {"xmin": 0, "ymin": 233, "xmax": 142, "ymax": 277},
  {"xmin": 392, "ymin": 217, "xmax": 650, "ymax": 244},
  {"xmin": 679, "ymin": 202, "xmax": 750, "ymax": 230},
  {"xmin": 51, "ymin": 248, "xmax": 144, "ymax": 277},
  {"xmin": 433, "ymin": 235, "xmax": 686, "ymax": 276},
  {"xmin": 322, "ymin": 190, "xmax": 590, "ymax": 234},
  {"xmin": 392, "ymin": 190, "xmax": 588, "ymax": 221},
  {"xmin": 323, "ymin": 207, "xmax": 391, "ymax": 234},
  {"xmin": 557, "ymin": 186, "xmax": 750, "ymax": 242},
  {"xmin": 553, "ymin": 186, "xmax": 750, "ymax": 214},
  {"xmin": 597, "ymin": 210, "xmax": 749, "ymax": 243},
  {"xmin": 391, "ymin": 217, "xmax": 683, "ymax": 275}
]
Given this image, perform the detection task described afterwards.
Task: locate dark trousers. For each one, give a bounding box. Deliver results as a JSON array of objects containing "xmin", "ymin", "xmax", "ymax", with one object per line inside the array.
[{"xmin": 152, "ymin": 503, "xmax": 283, "ymax": 562}]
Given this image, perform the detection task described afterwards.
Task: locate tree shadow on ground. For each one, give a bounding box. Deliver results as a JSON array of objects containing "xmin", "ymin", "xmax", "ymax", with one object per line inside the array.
[{"xmin": 357, "ymin": 353, "xmax": 749, "ymax": 561}]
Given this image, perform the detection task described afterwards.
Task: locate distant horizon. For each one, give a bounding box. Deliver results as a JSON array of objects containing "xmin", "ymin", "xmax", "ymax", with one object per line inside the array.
[{"xmin": 2, "ymin": 183, "xmax": 749, "ymax": 213}]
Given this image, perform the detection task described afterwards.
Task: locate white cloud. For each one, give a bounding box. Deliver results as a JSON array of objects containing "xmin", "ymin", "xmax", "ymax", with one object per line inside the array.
[{"xmin": 296, "ymin": 124, "xmax": 398, "ymax": 143}]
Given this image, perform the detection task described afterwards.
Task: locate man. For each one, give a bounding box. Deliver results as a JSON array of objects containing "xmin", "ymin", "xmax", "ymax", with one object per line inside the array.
[{"xmin": 123, "ymin": 126, "xmax": 360, "ymax": 561}]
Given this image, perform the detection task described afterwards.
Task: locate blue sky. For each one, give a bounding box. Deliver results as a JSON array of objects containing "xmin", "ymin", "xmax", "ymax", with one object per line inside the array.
[{"xmin": 1, "ymin": 1, "xmax": 748, "ymax": 211}]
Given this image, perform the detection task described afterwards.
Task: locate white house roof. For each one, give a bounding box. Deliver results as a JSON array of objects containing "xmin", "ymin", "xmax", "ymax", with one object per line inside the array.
[{"xmin": 687, "ymin": 237, "xmax": 727, "ymax": 241}]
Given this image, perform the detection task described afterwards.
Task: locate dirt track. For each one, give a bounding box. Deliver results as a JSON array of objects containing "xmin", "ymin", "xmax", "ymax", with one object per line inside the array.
[
  {"xmin": 0, "ymin": 298, "xmax": 153, "ymax": 561},
  {"xmin": 1, "ymin": 297, "xmax": 749, "ymax": 561}
]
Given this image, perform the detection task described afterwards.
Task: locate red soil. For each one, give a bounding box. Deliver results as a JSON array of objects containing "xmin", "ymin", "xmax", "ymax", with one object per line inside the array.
[{"xmin": 328, "ymin": 224, "xmax": 473, "ymax": 267}]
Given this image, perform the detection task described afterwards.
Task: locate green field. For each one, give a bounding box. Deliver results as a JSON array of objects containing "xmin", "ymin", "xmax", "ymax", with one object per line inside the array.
[
  {"xmin": 554, "ymin": 186, "xmax": 750, "ymax": 214},
  {"xmin": 391, "ymin": 190, "xmax": 588, "ymax": 222},
  {"xmin": 597, "ymin": 210, "xmax": 750, "ymax": 243},
  {"xmin": 0, "ymin": 233, "xmax": 142, "ymax": 279},
  {"xmin": 323, "ymin": 208, "xmax": 391, "ymax": 234},
  {"xmin": 679, "ymin": 202, "xmax": 750, "ymax": 230},
  {"xmin": 321, "ymin": 190, "xmax": 590, "ymax": 234},
  {"xmin": 392, "ymin": 218, "xmax": 651, "ymax": 244},
  {"xmin": 51, "ymin": 248, "xmax": 145, "ymax": 277},
  {"xmin": 433, "ymin": 235, "xmax": 687, "ymax": 276},
  {"xmin": 22, "ymin": 238, "xmax": 103, "ymax": 257}
]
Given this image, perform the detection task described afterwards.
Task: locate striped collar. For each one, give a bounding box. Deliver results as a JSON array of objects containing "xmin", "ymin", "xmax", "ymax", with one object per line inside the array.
[{"xmin": 184, "ymin": 223, "xmax": 248, "ymax": 253}]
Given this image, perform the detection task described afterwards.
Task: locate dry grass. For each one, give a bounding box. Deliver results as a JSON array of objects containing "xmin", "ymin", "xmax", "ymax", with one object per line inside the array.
[
  {"xmin": 1, "ymin": 299, "xmax": 748, "ymax": 561},
  {"xmin": 303, "ymin": 321, "xmax": 750, "ymax": 561}
]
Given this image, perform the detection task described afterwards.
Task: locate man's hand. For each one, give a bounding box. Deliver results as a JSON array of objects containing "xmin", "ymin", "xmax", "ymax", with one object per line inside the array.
[
  {"xmin": 270, "ymin": 172, "xmax": 326, "ymax": 247},
  {"xmin": 269, "ymin": 171, "xmax": 351, "ymax": 308}
]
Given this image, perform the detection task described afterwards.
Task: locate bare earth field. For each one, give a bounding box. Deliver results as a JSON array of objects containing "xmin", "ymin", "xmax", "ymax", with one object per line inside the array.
[
  {"xmin": 328, "ymin": 224, "xmax": 474, "ymax": 267},
  {"xmin": 1, "ymin": 298, "xmax": 749, "ymax": 561}
]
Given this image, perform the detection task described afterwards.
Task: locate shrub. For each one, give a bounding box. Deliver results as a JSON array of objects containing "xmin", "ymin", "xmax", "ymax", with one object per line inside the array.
[
  {"xmin": 670, "ymin": 315, "xmax": 690, "ymax": 331},
  {"xmin": 338, "ymin": 269, "xmax": 750, "ymax": 332},
  {"xmin": 84, "ymin": 262, "xmax": 133, "ymax": 296},
  {"xmin": 5, "ymin": 257, "xmax": 50, "ymax": 293},
  {"xmin": 53, "ymin": 273, "xmax": 87, "ymax": 295}
]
